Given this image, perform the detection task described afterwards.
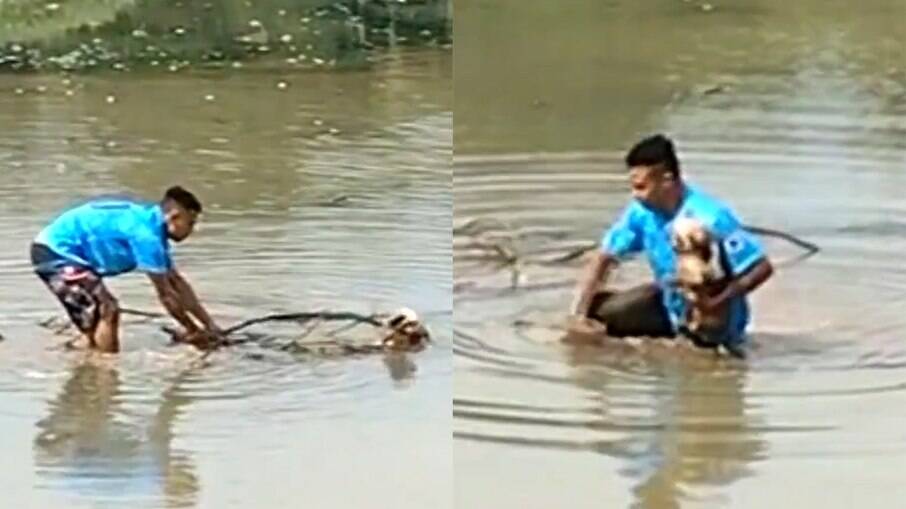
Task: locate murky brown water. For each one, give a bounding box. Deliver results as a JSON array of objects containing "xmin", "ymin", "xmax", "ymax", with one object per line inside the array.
[
  {"xmin": 454, "ymin": 2, "xmax": 906, "ymax": 508},
  {"xmin": 0, "ymin": 48, "xmax": 451, "ymax": 508}
]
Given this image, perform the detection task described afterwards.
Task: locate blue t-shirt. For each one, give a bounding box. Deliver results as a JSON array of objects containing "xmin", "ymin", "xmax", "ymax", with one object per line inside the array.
[
  {"xmin": 35, "ymin": 198, "xmax": 173, "ymax": 277},
  {"xmin": 600, "ymin": 184, "xmax": 766, "ymax": 345}
]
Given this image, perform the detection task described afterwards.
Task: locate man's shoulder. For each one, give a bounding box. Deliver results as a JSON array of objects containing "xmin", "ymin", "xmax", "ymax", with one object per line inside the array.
[
  {"xmin": 682, "ymin": 185, "xmax": 739, "ymax": 230},
  {"xmin": 620, "ymin": 199, "xmax": 654, "ymax": 223},
  {"xmin": 59, "ymin": 196, "xmax": 144, "ymax": 217},
  {"xmin": 87, "ymin": 195, "xmax": 151, "ymax": 210},
  {"xmin": 67, "ymin": 197, "xmax": 162, "ymax": 237},
  {"xmin": 684, "ymin": 184, "xmax": 731, "ymax": 211}
]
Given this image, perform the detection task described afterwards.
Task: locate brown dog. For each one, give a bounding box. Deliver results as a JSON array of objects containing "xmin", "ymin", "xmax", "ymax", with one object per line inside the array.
[
  {"xmin": 670, "ymin": 217, "xmax": 730, "ymax": 342},
  {"xmin": 381, "ymin": 308, "xmax": 430, "ymax": 351}
]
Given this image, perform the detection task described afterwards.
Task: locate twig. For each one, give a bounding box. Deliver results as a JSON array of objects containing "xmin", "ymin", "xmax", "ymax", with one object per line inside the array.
[
  {"xmin": 741, "ymin": 225, "xmax": 820, "ymax": 259},
  {"xmin": 120, "ymin": 308, "xmax": 166, "ymax": 319},
  {"xmin": 459, "ymin": 236, "xmax": 524, "ymax": 288},
  {"xmin": 453, "ymin": 217, "xmax": 513, "ymax": 237},
  {"xmin": 295, "ymin": 318, "xmax": 324, "ymax": 342},
  {"xmin": 458, "ymin": 218, "xmax": 821, "ymax": 269},
  {"xmin": 324, "ymin": 320, "xmax": 369, "ymax": 337},
  {"xmin": 163, "ymin": 311, "xmax": 385, "ymax": 365},
  {"xmin": 460, "ymin": 238, "xmax": 518, "ymax": 264},
  {"xmin": 538, "ymin": 244, "xmax": 597, "ymax": 265},
  {"xmin": 224, "ymin": 311, "xmax": 382, "ymax": 335}
]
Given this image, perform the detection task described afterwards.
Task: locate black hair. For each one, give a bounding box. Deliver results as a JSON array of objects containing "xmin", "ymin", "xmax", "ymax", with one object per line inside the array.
[
  {"xmin": 163, "ymin": 186, "xmax": 202, "ymax": 213},
  {"xmin": 625, "ymin": 134, "xmax": 680, "ymax": 178}
]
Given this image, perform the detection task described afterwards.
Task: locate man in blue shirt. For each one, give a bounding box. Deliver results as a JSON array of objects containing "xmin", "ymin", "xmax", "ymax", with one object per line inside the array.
[
  {"xmin": 31, "ymin": 186, "xmax": 222, "ymax": 353},
  {"xmin": 570, "ymin": 134, "xmax": 774, "ymax": 357}
]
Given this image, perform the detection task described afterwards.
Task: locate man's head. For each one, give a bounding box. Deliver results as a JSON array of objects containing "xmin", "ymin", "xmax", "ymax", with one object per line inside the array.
[
  {"xmin": 161, "ymin": 186, "xmax": 202, "ymax": 242},
  {"xmin": 625, "ymin": 134, "xmax": 683, "ymax": 213}
]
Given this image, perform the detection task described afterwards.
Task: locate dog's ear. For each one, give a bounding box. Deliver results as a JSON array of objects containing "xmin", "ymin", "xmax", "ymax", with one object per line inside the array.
[
  {"xmin": 671, "ymin": 231, "xmax": 690, "ymax": 252},
  {"xmin": 671, "ymin": 217, "xmax": 701, "ymax": 253},
  {"xmin": 699, "ymin": 241, "xmax": 713, "ymax": 262},
  {"xmin": 385, "ymin": 307, "xmax": 419, "ymax": 328},
  {"xmin": 387, "ymin": 313, "xmax": 406, "ymax": 328},
  {"xmin": 677, "ymin": 235, "xmax": 700, "ymax": 254},
  {"xmin": 691, "ymin": 228, "xmax": 711, "ymax": 248}
]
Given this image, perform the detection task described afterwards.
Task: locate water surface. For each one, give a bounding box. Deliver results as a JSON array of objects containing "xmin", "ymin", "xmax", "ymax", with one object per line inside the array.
[
  {"xmin": 0, "ymin": 48, "xmax": 452, "ymax": 509},
  {"xmin": 454, "ymin": 2, "xmax": 906, "ymax": 507}
]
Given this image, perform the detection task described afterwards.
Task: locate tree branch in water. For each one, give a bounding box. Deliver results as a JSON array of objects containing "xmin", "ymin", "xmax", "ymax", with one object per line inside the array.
[{"xmin": 453, "ymin": 216, "xmax": 822, "ymax": 290}]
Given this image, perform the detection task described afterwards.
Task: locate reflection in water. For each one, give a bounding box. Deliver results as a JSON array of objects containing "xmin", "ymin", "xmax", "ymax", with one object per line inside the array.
[
  {"xmin": 0, "ymin": 45, "xmax": 450, "ymax": 509},
  {"xmin": 34, "ymin": 360, "xmax": 198, "ymax": 508},
  {"xmin": 383, "ymin": 352, "xmax": 419, "ymax": 383},
  {"xmin": 562, "ymin": 346, "xmax": 764, "ymax": 508},
  {"xmin": 454, "ymin": 2, "xmax": 906, "ymax": 506}
]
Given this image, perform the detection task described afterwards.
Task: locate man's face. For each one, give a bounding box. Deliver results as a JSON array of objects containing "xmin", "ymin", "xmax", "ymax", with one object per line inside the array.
[
  {"xmin": 165, "ymin": 205, "xmax": 198, "ymax": 242},
  {"xmin": 629, "ymin": 165, "xmax": 675, "ymax": 212}
]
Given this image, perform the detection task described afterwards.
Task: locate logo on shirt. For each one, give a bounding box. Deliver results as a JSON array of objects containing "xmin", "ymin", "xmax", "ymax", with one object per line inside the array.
[{"xmin": 724, "ymin": 231, "xmax": 746, "ymax": 254}]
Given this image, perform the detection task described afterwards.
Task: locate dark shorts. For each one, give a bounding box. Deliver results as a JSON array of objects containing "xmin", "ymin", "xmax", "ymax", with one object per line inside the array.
[
  {"xmin": 587, "ymin": 284, "xmax": 744, "ymax": 355},
  {"xmin": 587, "ymin": 283, "xmax": 676, "ymax": 339},
  {"xmin": 31, "ymin": 243, "xmax": 106, "ymax": 333}
]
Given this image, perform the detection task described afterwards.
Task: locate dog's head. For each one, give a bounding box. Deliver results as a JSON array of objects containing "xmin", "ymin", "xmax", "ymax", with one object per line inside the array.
[
  {"xmin": 381, "ymin": 307, "xmax": 430, "ymax": 351},
  {"xmin": 671, "ymin": 217, "xmax": 720, "ymax": 288},
  {"xmin": 672, "ymin": 217, "xmax": 712, "ymax": 257}
]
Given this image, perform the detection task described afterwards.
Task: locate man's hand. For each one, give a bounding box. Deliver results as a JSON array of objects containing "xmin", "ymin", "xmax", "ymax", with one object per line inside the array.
[
  {"xmin": 696, "ymin": 259, "xmax": 773, "ymax": 314},
  {"xmin": 571, "ymin": 252, "xmax": 615, "ymax": 316},
  {"xmin": 692, "ymin": 291, "xmax": 728, "ymax": 314},
  {"xmin": 715, "ymin": 259, "xmax": 773, "ymax": 302},
  {"xmin": 149, "ymin": 270, "xmax": 224, "ymax": 343},
  {"xmin": 170, "ymin": 327, "xmax": 196, "ymax": 343},
  {"xmin": 172, "ymin": 327, "xmax": 222, "ymax": 349},
  {"xmin": 150, "ymin": 272, "xmax": 203, "ymax": 333},
  {"xmin": 204, "ymin": 323, "xmax": 227, "ymax": 343},
  {"xmin": 561, "ymin": 314, "xmax": 607, "ymax": 345},
  {"xmin": 565, "ymin": 314, "xmax": 607, "ymax": 335}
]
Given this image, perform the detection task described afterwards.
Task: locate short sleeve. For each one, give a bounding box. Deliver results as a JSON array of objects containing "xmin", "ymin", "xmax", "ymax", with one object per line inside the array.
[
  {"xmin": 600, "ymin": 204, "xmax": 643, "ymax": 259},
  {"xmin": 711, "ymin": 208, "xmax": 766, "ymax": 276},
  {"xmin": 130, "ymin": 232, "xmax": 172, "ymax": 274}
]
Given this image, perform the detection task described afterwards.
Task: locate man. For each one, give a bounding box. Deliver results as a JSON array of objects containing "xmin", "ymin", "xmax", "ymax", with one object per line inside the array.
[
  {"xmin": 31, "ymin": 186, "xmax": 222, "ymax": 353},
  {"xmin": 570, "ymin": 134, "xmax": 774, "ymax": 357}
]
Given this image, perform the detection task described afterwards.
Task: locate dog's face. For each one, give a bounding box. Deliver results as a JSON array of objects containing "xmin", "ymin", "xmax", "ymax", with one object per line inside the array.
[
  {"xmin": 671, "ymin": 217, "xmax": 719, "ymax": 288},
  {"xmin": 670, "ymin": 218, "xmax": 731, "ymax": 335},
  {"xmin": 672, "ymin": 217, "xmax": 711, "ymax": 255},
  {"xmin": 382, "ymin": 308, "xmax": 430, "ymax": 351}
]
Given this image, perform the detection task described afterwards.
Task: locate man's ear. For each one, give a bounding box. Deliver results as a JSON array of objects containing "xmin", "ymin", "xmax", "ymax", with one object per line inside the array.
[{"xmin": 662, "ymin": 171, "xmax": 679, "ymax": 187}]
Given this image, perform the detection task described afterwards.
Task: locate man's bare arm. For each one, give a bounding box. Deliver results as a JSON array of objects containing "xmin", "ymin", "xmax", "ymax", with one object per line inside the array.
[
  {"xmin": 570, "ymin": 251, "xmax": 618, "ymax": 316},
  {"xmin": 167, "ymin": 270, "xmax": 219, "ymax": 332},
  {"xmin": 720, "ymin": 257, "xmax": 774, "ymax": 303},
  {"xmin": 148, "ymin": 272, "xmax": 203, "ymax": 333}
]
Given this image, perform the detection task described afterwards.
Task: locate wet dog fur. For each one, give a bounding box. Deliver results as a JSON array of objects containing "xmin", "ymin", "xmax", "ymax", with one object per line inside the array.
[
  {"xmin": 381, "ymin": 307, "xmax": 430, "ymax": 351},
  {"xmin": 670, "ymin": 217, "xmax": 731, "ymax": 343}
]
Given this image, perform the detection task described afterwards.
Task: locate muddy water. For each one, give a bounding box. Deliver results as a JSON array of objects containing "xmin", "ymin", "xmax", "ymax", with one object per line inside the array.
[
  {"xmin": 0, "ymin": 48, "xmax": 451, "ymax": 508},
  {"xmin": 454, "ymin": 2, "xmax": 906, "ymax": 508}
]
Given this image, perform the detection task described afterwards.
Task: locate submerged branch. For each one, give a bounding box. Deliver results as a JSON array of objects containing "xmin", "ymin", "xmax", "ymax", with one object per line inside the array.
[
  {"xmin": 454, "ymin": 216, "xmax": 822, "ymax": 293},
  {"xmin": 35, "ymin": 306, "xmax": 428, "ymax": 361},
  {"xmin": 223, "ymin": 311, "xmax": 383, "ymax": 335}
]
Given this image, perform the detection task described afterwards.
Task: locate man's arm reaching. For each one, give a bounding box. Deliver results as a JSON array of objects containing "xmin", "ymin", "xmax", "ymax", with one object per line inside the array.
[
  {"xmin": 148, "ymin": 270, "xmax": 221, "ymax": 338},
  {"xmin": 570, "ymin": 251, "xmax": 618, "ymax": 317},
  {"xmin": 168, "ymin": 270, "xmax": 219, "ymax": 332}
]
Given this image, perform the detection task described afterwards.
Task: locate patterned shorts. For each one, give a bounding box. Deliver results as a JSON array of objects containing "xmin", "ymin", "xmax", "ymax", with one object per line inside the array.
[{"xmin": 31, "ymin": 243, "xmax": 107, "ymax": 333}]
